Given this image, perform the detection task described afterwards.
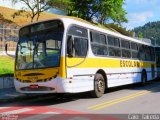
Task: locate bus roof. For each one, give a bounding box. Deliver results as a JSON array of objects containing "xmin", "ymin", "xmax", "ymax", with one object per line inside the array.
[{"xmin": 21, "ymin": 17, "xmax": 154, "ymax": 47}]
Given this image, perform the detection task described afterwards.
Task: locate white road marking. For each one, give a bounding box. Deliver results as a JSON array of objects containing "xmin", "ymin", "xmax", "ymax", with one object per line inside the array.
[
  {"xmin": 21, "ymin": 111, "xmax": 60, "ymax": 120},
  {"xmin": 1, "ymin": 108, "xmax": 33, "ymax": 114},
  {"xmin": 0, "ymin": 107, "xmax": 11, "ymax": 110}
]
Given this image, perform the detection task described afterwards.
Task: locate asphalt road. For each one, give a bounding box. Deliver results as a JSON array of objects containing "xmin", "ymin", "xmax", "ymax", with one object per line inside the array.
[{"xmin": 1, "ymin": 79, "xmax": 160, "ymax": 117}]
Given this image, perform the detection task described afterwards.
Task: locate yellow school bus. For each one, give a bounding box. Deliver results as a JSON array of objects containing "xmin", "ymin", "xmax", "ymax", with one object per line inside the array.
[{"xmin": 14, "ymin": 18, "xmax": 157, "ymax": 98}]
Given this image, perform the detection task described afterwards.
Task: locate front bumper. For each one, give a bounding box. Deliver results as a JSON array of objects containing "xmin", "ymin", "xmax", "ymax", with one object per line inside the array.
[{"xmin": 14, "ymin": 77, "xmax": 72, "ymax": 94}]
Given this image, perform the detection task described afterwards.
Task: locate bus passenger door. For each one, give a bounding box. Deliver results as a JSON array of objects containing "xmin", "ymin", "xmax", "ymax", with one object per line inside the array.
[
  {"xmin": 66, "ymin": 35, "xmax": 88, "ymax": 69},
  {"xmin": 66, "ymin": 26, "xmax": 88, "ymax": 77},
  {"xmin": 151, "ymin": 64, "xmax": 155, "ymax": 78}
]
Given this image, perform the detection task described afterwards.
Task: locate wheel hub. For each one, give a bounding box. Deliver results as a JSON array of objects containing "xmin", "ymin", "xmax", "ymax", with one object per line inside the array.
[{"xmin": 96, "ymin": 79, "xmax": 104, "ymax": 92}]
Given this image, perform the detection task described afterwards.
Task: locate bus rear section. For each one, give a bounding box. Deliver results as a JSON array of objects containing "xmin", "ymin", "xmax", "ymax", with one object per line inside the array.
[{"xmin": 155, "ymin": 47, "xmax": 160, "ymax": 77}]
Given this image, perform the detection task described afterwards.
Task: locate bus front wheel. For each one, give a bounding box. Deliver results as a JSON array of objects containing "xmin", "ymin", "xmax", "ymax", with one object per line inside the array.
[{"xmin": 91, "ymin": 73, "xmax": 105, "ymax": 98}]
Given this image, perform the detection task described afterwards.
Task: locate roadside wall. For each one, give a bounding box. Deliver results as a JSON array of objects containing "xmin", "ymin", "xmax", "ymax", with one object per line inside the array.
[
  {"xmin": 0, "ymin": 51, "xmax": 15, "ymax": 56},
  {"xmin": 0, "ymin": 77, "xmax": 14, "ymax": 89}
]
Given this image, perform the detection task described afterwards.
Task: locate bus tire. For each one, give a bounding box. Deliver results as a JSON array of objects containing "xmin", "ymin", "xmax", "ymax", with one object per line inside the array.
[
  {"xmin": 91, "ymin": 73, "xmax": 105, "ymax": 98},
  {"xmin": 141, "ymin": 70, "xmax": 147, "ymax": 85}
]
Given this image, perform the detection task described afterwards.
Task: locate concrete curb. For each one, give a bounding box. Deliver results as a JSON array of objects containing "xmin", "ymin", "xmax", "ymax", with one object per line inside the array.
[
  {"xmin": 0, "ymin": 94, "xmax": 27, "ymax": 103},
  {"xmin": 0, "ymin": 88, "xmax": 25, "ymax": 102},
  {"xmin": 0, "ymin": 92, "xmax": 42, "ymax": 103},
  {"xmin": 0, "ymin": 93, "xmax": 56, "ymax": 103},
  {"xmin": 0, "ymin": 88, "xmax": 49, "ymax": 103}
]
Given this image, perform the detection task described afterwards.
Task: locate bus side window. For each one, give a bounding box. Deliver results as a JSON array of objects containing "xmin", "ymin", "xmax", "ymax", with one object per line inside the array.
[
  {"xmin": 139, "ymin": 45, "xmax": 145, "ymax": 60},
  {"xmin": 151, "ymin": 47, "xmax": 155, "ymax": 61},
  {"xmin": 67, "ymin": 26, "xmax": 88, "ymax": 58},
  {"xmin": 131, "ymin": 42, "xmax": 138, "ymax": 59},
  {"xmin": 90, "ymin": 31, "xmax": 107, "ymax": 56},
  {"xmin": 121, "ymin": 39, "xmax": 131, "ymax": 58},
  {"xmin": 74, "ymin": 37, "xmax": 88, "ymax": 57},
  {"xmin": 146, "ymin": 46, "xmax": 151, "ymax": 61},
  {"xmin": 67, "ymin": 35, "xmax": 88, "ymax": 57},
  {"xmin": 67, "ymin": 36, "xmax": 74, "ymax": 57},
  {"xmin": 107, "ymin": 35, "xmax": 121, "ymax": 57}
]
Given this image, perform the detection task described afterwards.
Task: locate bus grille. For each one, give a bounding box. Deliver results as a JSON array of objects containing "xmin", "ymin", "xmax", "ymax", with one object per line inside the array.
[
  {"xmin": 20, "ymin": 86, "xmax": 55, "ymax": 91},
  {"xmin": 16, "ymin": 76, "xmax": 55, "ymax": 83}
]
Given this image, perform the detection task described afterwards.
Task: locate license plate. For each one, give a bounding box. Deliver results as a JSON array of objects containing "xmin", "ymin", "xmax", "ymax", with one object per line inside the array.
[{"xmin": 30, "ymin": 84, "xmax": 39, "ymax": 89}]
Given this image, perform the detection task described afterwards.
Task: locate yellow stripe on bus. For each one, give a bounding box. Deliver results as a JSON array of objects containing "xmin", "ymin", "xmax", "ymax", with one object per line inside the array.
[{"xmin": 67, "ymin": 57, "xmax": 156, "ymax": 68}]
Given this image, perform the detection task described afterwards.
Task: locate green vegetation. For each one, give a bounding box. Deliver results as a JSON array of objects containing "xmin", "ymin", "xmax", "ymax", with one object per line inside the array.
[
  {"xmin": 137, "ymin": 31, "xmax": 143, "ymax": 39},
  {"xmin": 133, "ymin": 21, "xmax": 160, "ymax": 45},
  {"xmin": 10, "ymin": 0, "xmax": 128, "ymax": 26},
  {"xmin": 105, "ymin": 23, "xmax": 133, "ymax": 37},
  {"xmin": 0, "ymin": 6, "xmax": 132, "ymax": 36},
  {"xmin": 0, "ymin": 56, "xmax": 14, "ymax": 75},
  {"xmin": 52, "ymin": 0, "xmax": 128, "ymax": 25}
]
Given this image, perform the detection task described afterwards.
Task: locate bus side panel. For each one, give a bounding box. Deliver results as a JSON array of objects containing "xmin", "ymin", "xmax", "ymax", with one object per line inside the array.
[
  {"xmin": 105, "ymin": 68, "xmax": 141, "ymax": 87},
  {"xmin": 66, "ymin": 68, "xmax": 95, "ymax": 93}
]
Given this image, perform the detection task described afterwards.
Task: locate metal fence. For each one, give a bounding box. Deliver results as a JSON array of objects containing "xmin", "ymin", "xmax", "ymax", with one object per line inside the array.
[{"xmin": 0, "ymin": 28, "xmax": 18, "ymax": 52}]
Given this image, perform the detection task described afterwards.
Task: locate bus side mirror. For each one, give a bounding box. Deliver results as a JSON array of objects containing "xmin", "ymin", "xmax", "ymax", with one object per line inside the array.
[
  {"xmin": 4, "ymin": 43, "xmax": 15, "ymax": 58},
  {"xmin": 5, "ymin": 44, "xmax": 8, "ymax": 54},
  {"xmin": 67, "ymin": 36, "xmax": 74, "ymax": 57}
]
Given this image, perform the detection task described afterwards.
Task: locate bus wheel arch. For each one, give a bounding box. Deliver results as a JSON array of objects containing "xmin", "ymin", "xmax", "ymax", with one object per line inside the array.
[
  {"xmin": 91, "ymin": 69, "xmax": 107, "ymax": 98},
  {"xmin": 141, "ymin": 69, "xmax": 147, "ymax": 85}
]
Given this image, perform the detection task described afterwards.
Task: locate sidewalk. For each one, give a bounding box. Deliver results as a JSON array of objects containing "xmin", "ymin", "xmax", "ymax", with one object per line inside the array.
[
  {"xmin": 0, "ymin": 51, "xmax": 15, "ymax": 56},
  {"xmin": 0, "ymin": 87, "xmax": 25, "ymax": 102},
  {"xmin": 0, "ymin": 77, "xmax": 44, "ymax": 102}
]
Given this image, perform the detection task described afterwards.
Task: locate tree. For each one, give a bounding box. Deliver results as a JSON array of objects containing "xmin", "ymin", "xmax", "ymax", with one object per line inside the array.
[
  {"xmin": 94, "ymin": 0, "xmax": 128, "ymax": 25},
  {"xmin": 105, "ymin": 23, "xmax": 133, "ymax": 36},
  {"xmin": 138, "ymin": 31, "xmax": 143, "ymax": 38},
  {"xmin": 100, "ymin": 0, "xmax": 128, "ymax": 25},
  {"xmin": 50, "ymin": 0, "xmax": 70, "ymax": 10},
  {"xmin": 11, "ymin": 0, "xmax": 53, "ymax": 22},
  {"xmin": 51, "ymin": 0, "xmax": 128, "ymax": 25}
]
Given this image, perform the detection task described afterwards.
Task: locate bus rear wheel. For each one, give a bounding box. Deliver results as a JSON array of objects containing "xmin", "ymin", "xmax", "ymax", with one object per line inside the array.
[{"xmin": 91, "ymin": 73, "xmax": 105, "ymax": 98}]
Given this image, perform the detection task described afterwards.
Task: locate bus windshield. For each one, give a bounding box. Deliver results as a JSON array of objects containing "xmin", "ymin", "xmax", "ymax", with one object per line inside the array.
[{"xmin": 16, "ymin": 20, "xmax": 64, "ymax": 70}]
